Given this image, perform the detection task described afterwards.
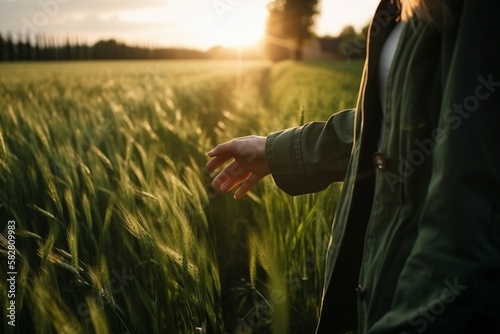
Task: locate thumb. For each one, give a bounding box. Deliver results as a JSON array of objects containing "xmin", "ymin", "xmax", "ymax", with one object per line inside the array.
[{"xmin": 206, "ymin": 140, "xmax": 234, "ymax": 157}]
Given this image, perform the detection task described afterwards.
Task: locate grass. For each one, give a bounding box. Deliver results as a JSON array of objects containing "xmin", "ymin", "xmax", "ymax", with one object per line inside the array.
[{"xmin": 0, "ymin": 59, "xmax": 363, "ymax": 334}]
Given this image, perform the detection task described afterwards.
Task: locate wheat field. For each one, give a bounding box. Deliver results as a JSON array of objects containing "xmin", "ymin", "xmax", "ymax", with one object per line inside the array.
[{"xmin": 0, "ymin": 59, "xmax": 363, "ymax": 334}]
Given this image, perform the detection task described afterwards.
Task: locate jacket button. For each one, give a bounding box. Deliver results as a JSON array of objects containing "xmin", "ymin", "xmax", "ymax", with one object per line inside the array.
[
  {"xmin": 372, "ymin": 152, "xmax": 387, "ymax": 171},
  {"xmin": 356, "ymin": 284, "xmax": 366, "ymax": 300}
]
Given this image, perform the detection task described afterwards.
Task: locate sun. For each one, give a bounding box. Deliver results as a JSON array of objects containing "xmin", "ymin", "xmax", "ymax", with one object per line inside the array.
[
  {"xmin": 117, "ymin": 0, "xmax": 269, "ymax": 50},
  {"xmin": 199, "ymin": 0, "xmax": 269, "ymax": 48},
  {"xmin": 210, "ymin": 20, "xmax": 266, "ymax": 48}
]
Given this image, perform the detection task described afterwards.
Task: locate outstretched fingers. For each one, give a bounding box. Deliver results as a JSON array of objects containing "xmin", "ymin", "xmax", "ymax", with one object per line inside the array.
[
  {"xmin": 206, "ymin": 136, "xmax": 269, "ymax": 199},
  {"xmin": 211, "ymin": 160, "xmax": 250, "ymax": 192},
  {"xmin": 234, "ymin": 174, "xmax": 262, "ymax": 199}
]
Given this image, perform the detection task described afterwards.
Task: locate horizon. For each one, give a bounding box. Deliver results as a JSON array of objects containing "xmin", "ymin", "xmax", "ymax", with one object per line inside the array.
[{"xmin": 0, "ymin": 0, "xmax": 380, "ymax": 51}]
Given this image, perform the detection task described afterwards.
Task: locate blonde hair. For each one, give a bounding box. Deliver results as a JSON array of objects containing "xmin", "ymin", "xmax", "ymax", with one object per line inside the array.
[{"xmin": 400, "ymin": 0, "xmax": 452, "ymax": 29}]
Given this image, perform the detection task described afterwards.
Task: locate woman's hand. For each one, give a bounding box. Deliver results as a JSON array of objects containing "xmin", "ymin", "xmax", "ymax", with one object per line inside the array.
[{"xmin": 206, "ymin": 135, "xmax": 271, "ymax": 199}]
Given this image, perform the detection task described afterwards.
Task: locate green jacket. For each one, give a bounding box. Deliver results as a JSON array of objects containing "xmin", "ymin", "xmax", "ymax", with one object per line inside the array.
[{"xmin": 266, "ymin": 0, "xmax": 500, "ymax": 333}]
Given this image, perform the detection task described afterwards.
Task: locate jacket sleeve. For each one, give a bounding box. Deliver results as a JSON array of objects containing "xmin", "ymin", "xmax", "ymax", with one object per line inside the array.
[{"xmin": 265, "ymin": 109, "xmax": 355, "ymax": 196}]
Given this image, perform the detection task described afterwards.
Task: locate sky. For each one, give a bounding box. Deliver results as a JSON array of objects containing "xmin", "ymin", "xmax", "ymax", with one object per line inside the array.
[{"xmin": 0, "ymin": 0, "xmax": 381, "ymax": 50}]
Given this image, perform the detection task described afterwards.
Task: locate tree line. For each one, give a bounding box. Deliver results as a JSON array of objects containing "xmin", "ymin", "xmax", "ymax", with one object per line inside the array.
[
  {"xmin": 0, "ymin": 33, "xmax": 209, "ymax": 61},
  {"xmin": 0, "ymin": 28, "xmax": 367, "ymax": 63}
]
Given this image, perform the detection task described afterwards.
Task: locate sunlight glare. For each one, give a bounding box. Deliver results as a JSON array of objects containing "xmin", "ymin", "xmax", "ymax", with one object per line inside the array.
[
  {"xmin": 119, "ymin": 0, "xmax": 269, "ymax": 49},
  {"xmin": 200, "ymin": 0, "xmax": 268, "ymax": 48},
  {"xmin": 210, "ymin": 20, "xmax": 265, "ymax": 48}
]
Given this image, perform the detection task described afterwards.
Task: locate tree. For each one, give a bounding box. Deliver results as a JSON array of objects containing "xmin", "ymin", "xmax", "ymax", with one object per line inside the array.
[
  {"xmin": 0, "ymin": 33, "xmax": 4, "ymax": 62},
  {"xmin": 264, "ymin": 4, "xmax": 291, "ymax": 62},
  {"xmin": 92, "ymin": 39, "xmax": 119, "ymax": 59},
  {"xmin": 338, "ymin": 24, "xmax": 368, "ymax": 62},
  {"xmin": 265, "ymin": 0, "xmax": 318, "ymax": 61},
  {"xmin": 339, "ymin": 25, "xmax": 357, "ymax": 39},
  {"xmin": 6, "ymin": 32, "xmax": 17, "ymax": 61}
]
